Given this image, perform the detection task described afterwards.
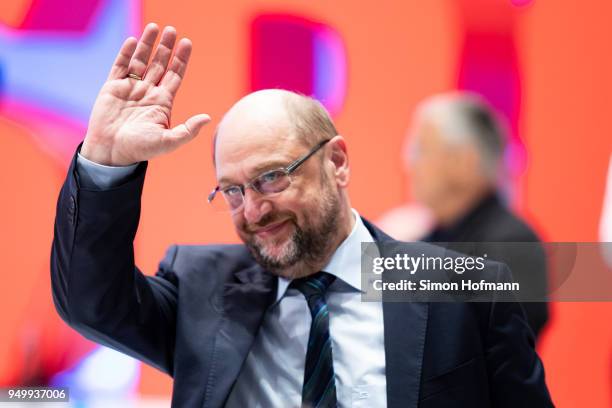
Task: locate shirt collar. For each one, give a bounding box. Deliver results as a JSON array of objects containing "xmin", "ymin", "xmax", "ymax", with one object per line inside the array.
[{"xmin": 275, "ymin": 209, "xmax": 374, "ymax": 303}]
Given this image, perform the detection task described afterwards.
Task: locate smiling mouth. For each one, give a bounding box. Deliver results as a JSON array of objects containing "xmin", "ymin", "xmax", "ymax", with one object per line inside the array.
[{"xmin": 253, "ymin": 220, "xmax": 290, "ymax": 238}]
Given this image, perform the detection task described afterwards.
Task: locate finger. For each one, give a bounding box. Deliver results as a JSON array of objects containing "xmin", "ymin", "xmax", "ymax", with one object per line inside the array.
[
  {"xmin": 108, "ymin": 37, "xmax": 138, "ymax": 80},
  {"xmin": 159, "ymin": 38, "xmax": 192, "ymax": 97},
  {"xmin": 162, "ymin": 114, "xmax": 211, "ymax": 149},
  {"xmin": 143, "ymin": 26, "xmax": 177, "ymax": 85},
  {"xmin": 126, "ymin": 23, "xmax": 160, "ymax": 79}
]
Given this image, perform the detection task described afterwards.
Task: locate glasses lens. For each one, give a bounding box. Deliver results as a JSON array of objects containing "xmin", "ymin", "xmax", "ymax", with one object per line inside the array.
[
  {"xmin": 208, "ymin": 170, "xmax": 292, "ymax": 213},
  {"xmin": 221, "ymin": 186, "xmax": 244, "ymax": 211},
  {"xmin": 254, "ymin": 170, "xmax": 291, "ymax": 194}
]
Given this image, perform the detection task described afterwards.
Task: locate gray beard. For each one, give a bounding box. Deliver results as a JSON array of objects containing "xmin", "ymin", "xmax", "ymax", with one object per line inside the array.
[{"xmin": 245, "ymin": 191, "xmax": 340, "ymax": 276}]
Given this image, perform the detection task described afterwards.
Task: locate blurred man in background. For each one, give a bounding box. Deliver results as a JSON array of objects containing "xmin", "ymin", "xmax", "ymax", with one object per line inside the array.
[{"xmin": 406, "ymin": 92, "xmax": 549, "ymax": 338}]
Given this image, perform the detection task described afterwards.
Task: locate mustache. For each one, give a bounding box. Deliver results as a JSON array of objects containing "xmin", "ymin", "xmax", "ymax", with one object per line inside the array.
[{"xmin": 243, "ymin": 212, "xmax": 296, "ymax": 234}]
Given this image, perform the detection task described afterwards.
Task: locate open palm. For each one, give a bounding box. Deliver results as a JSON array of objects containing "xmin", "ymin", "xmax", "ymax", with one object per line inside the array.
[{"xmin": 81, "ymin": 23, "xmax": 210, "ymax": 166}]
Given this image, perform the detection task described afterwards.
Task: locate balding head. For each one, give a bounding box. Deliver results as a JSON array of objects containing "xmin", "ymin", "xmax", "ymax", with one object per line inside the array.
[{"xmin": 213, "ymin": 89, "xmax": 337, "ymax": 167}]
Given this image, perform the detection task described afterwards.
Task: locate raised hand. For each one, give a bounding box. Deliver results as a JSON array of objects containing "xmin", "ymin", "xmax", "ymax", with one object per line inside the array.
[{"xmin": 81, "ymin": 23, "xmax": 210, "ymax": 166}]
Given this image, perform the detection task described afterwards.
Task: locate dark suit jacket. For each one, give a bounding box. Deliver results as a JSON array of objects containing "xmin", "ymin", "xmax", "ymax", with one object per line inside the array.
[
  {"xmin": 424, "ymin": 193, "xmax": 549, "ymax": 338},
  {"xmin": 51, "ymin": 154, "xmax": 553, "ymax": 407}
]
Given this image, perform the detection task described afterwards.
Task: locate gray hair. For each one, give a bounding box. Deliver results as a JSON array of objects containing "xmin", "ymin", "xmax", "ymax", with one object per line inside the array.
[
  {"xmin": 283, "ymin": 92, "xmax": 338, "ymax": 148},
  {"xmin": 413, "ymin": 92, "xmax": 508, "ymax": 180}
]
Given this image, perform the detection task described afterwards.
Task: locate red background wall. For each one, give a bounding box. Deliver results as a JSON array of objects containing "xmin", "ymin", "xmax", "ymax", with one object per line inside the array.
[{"xmin": 1, "ymin": 0, "xmax": 611, "ymax": 406}]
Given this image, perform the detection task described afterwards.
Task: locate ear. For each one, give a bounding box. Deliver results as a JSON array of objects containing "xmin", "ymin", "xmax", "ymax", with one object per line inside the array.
[{"xmin": 327, "ymin": 135, "xmax": 350, "ymax": 188}]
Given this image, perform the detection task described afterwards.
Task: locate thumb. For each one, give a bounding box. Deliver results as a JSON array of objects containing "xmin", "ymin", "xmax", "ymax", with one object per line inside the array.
[{"xmin": 163, "ymin": 113, "xmax": 211, "ymax": 148}]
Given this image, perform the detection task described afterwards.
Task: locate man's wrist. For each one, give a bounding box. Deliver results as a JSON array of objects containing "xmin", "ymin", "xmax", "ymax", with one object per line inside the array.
[
  {"xmin": 76, "ymin": 151, "xmax": 139, "ymax": 190},
  {"xmin": 81, "ymin": 138, "xmax": 137, "ymax": 166}
]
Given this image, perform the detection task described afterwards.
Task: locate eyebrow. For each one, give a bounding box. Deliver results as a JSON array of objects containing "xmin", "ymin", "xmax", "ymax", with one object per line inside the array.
[{"xmin": 217, "ymin": 159, "xmax": 291, "ymax": 187}]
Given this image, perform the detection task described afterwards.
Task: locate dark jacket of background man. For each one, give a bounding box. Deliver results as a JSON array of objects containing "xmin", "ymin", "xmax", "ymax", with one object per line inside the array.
[{"xmin": 424, "ymin": 193, "xmax": 549, "ymax": 338}]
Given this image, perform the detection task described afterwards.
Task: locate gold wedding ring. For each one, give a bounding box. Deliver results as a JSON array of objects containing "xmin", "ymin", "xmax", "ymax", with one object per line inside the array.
[{"xmin": 127, "ymin": 73, "xmax": 143, "ymax": 80}]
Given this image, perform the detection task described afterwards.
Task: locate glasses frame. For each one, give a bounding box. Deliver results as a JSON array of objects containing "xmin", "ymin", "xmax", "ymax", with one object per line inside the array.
[{"xmin": 208, "ymin": 138, "xmax": 332, "ymax": 211}]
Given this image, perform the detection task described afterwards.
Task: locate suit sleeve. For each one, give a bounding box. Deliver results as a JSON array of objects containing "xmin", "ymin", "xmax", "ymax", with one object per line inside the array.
[
  {"xmin": 485, "ymin": 263, "xmax": 554, "ymax": 407},
  {"xmin": 50, "ymin": 150, "xmax": 178, "ymax": 375}
]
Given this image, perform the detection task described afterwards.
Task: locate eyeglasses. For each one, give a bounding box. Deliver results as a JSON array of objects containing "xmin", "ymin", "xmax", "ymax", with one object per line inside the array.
[{"xmin": 208, "ymin": 139, "xmax": 331, "ymax": 212}]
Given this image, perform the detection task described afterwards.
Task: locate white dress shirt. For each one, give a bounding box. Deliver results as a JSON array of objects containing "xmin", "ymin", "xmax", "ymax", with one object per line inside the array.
[{"xmin": 76, "ymin": 156, "xmax": 388, "ymax": 407}]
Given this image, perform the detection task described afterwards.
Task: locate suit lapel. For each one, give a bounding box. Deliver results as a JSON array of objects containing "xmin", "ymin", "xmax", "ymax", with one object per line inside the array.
[
  {"xmin": 204, "ymin": 263, "xmax": 277, "ymax": 407},
  {"xmin": 364, "ymin": 219, "xmax": 429, "ymax": 408}
]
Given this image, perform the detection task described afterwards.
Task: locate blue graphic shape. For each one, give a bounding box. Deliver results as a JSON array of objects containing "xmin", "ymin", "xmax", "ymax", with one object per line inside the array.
[{"xmin": 0, "ymin": 0, "xmax": 136, "ymax": 122}]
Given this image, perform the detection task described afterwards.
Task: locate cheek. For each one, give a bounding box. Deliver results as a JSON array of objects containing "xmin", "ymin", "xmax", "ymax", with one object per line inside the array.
[
  {"xmin": 411, "ymin": 157, "xmax": 447, "ymax": 199},
  {"xmin": 231, "ymin": 213, "xmax": 248, "ymax": 235},
  {"xmin": 423, "ymin": 155, "xmax": 447, "ymax": 181},
  {"xmin": 275, "ymin": 191, "xmax": 315, "ymax": 225},
  {"xmin": 412, "ymin": 158, "xmax": 434, "ymax": 186},
  {"xmin": 279, "ymin": 195, "xmax": 307, "ymax": 220}
]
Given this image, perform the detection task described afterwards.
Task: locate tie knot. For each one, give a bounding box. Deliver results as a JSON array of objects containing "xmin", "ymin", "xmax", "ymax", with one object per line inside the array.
[{"xmin": 290, "ymin": 271, "xmax": 336, "ymax": 299}]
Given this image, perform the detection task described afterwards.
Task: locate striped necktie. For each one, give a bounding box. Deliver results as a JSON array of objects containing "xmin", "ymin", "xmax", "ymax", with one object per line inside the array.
[{"xmin": 291, "ymin": 272, "xmax": 337, "ymax": 408}]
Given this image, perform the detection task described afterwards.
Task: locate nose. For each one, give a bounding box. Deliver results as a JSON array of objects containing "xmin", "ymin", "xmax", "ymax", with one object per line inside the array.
[{"xmin": 242, "ymin": 187, "xmax": 272, "ymax": 224}]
